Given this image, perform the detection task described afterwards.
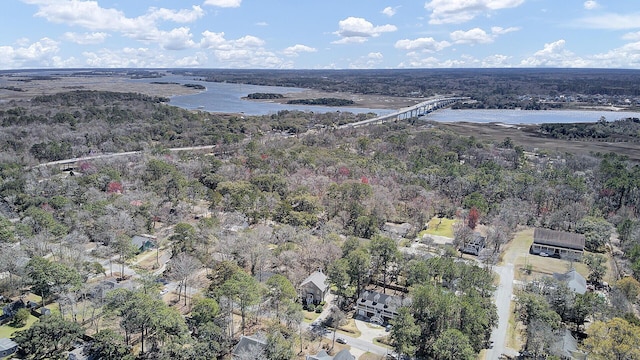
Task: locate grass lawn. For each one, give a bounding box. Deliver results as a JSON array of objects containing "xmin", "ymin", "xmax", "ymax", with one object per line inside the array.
[
  {"xmin": 337, "ymin": 318, "xmax": 361, "ymax": 338},
  {"xmin": 0, "ymin": 314, "xmax": 38, "ymax": 338},
  {"xmin": 358, "ymin": 353, "xmax": 385, "ymax": 360},
  {"xmin": 502, "ymin": 228, "xmax": 591, "ymax": 282},
  {"xmin": 506, "ymin": 301, "xmax": 523, "ymax": 351},
  {"xmin": 303, "ymin": 310, "xmax": 320, "ymax": 322},
  {"xmin": 420, "ymin": 217, "xmax": 457, "ymax": 238},
  {"xmin": 372, "ymin": 336, "xmax": 393, "ymax": 349}
]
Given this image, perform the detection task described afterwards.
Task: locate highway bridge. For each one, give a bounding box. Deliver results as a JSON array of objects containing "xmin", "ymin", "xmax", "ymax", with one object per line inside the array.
[{"xmin": 339, "ymin": 96, "xmax": 468, "ymax": 129}]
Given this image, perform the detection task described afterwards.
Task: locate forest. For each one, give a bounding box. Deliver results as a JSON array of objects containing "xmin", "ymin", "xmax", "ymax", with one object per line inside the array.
[{"xmin": 0, "ymin": 85, "xmax": 640, "ymax": 359}]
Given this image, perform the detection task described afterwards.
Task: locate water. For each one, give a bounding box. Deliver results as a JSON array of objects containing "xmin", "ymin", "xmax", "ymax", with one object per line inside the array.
[
  {"xmin": 426, "ymin": 109, "xmax": 640, "ymax": 125},
  {"xmin": 132, "ymin": 75, "xmax": 394, "ymax": 116}
]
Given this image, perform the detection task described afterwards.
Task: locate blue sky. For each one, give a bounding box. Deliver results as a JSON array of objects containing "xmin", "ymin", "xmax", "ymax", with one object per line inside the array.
[{"xmin": 2, "ymin": 0, "xmax": 640, "ymax": 69}]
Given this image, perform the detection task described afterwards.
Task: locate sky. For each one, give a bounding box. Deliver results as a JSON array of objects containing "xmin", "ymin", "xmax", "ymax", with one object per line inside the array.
[{"xmin": 2, "ymin": 0, "xmax": 640, "ymax": 70}]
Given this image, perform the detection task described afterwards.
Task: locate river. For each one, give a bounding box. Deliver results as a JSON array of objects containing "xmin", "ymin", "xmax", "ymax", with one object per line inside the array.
[
  {"xmin": 132, "ymin": 75, "xmax": 640, "ymax": 122},
  {"xmin": 132, "ymin": 75, "xmax": 394, "ymax": 116},
  {"xmin": 426, "ymin": 108, "xmax": 640, "ymax": 125}
]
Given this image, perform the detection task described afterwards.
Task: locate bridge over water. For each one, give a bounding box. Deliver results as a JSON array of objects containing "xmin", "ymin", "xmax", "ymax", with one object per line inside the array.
[{"xmin": 339, "ymin": 96, "xmax": 468, "ymax": 129}]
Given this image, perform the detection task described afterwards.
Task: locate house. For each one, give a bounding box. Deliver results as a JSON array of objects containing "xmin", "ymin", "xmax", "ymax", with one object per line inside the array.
[
  {"xmin": 131, "ymin": 234, "xmax": 156, "ymax": 253},
  {"xmin": 383, "ymin": 222, "xmax": 413, "ymax": 239},
  {"xmin": 461, "ymin": 232, "xmax": 486, "ymax": 256},
  {"xmin": 0, "ymin": 299, "xmax": 25, "ymax": 324},
  {"xmin": 553, "ymin": 269, "xmax": 587, "ymax": 295},
  {"xmin": 0, "ymin": 338, "xmax": 18, "ymax": 358},
  {"xmin": 551, "ymin": 329, "xmax": 587, "ymax": 360},
  {"xmin": 299, "ymin": 270, "xmax": 329, "ymax": 306},
  {"xmin": 530, "ymin": 228, "xmax": 585, "ymax": 260},
  {"xmin": 306, "ymin": 349, "xmax": 355, "ymax": 360},
  {"xmin": 356, "ymin": 290, "xmax": 403, "ymax": 324},
  {"xmin": 232, "ymin": 335, "xmax": 266, "ymax": 359}
]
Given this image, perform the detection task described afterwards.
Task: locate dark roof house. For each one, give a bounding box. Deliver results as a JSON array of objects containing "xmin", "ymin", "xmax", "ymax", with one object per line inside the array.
[
  {"xmin": 531, "ymin": 228, "xmax": 585, "ymax": 260},
  {"xmin": 461, "ymin": 232, "xmax": 486, "ymax": 256}
]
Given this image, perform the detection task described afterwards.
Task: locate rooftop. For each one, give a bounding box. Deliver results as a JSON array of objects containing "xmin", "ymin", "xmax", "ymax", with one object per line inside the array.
[
  {"xmin": 533, "ymin": 228, "xmax": 585, "ymax": 251},
  {"xmin": 300, "ymin": 270, "xmax": 329, "ymax": 293},
  {"xmin": 0, "ymin": 337, "xmax": 18, "ymax": 351}
]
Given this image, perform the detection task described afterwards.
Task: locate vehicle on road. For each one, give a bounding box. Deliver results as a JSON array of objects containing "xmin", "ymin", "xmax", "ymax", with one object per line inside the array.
[{"xmin": 336, "ymin": 338, "xmax": 347, "ymax": 344}]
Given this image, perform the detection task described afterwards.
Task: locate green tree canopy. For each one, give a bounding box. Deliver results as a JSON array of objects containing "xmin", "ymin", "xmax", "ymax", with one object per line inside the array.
[{"xmin": 12, "ymin": 315, "xmax": 83, "ymax": 360}]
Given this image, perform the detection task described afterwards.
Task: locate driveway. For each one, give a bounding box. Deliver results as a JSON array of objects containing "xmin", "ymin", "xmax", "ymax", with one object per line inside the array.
[
  {"xmin": 311, "ymin": 294, "xmax": 390, "ymax": 357},
  {"xmin": 485, "ymin": 264, "xmax": 519, "ymax": 359}
]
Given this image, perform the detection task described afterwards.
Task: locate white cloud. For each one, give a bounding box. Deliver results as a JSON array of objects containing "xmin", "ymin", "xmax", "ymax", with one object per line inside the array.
[
  {"xmin": 333, "ymin": 17, "xmax": 397, "ymax": 44},
  {"xmin": 583, "ymin": 1, "xmax": 599, "ymax": 10},
  {"xmin": 450, "ymin": 26, "xmax": 519, "ymax": 44},
  {"xmin": 203, "ymin": 0, "xmax": 241, "ymax": 8},
  {"xmin": 425, "ymin": 0, "xmax": 525, "ymax": 24},
  {"xmin": 482, "ymin": 54, "xmax": 512, "ymax": 67},
  {"xmin": 623, "ymin": 31, "xmax": 640, "ymax": 41},
  {"xmin": 198, "ymin": 31, "xmax": 289, "ymax": 68},
  {"xmin": 451, "ymin": 28, "xmax": 493, "ymax": 44},
  {"xmin": 520, "ymin": 39, "xmax": 587, "ymax": 67},
  {"xmin": 381, "ymin": 6, "xmax": 399, "ymax": 17},
  {"xmin": 160, "ymin": 27, "xmax": 196, "ymax": 50},
  {"xmin": 0, "ymin": 37, "xmax": 62, "ymax": 68},
  {"xmin": 395, "ymin": 37, "xmax": 451, "ymax": 52},
  {"xmin": 587, "ymin": 41, "xmax": 640, "ymax": 68},
  {"xmin": 576, "ymin": 13, "xmax": 640, "ymax": 30},
  {"xmin": 491, "ymin": 26, "xmax": 520, "ymax": 35},
  {"xmin": 22, "ymin": 1, "xmax": 203, "ymax": 49},
  {"xmin": 83, "ymin": 47, "xmax": 160, "ymax": 68},
  {"xmin": 146, "ymin": 6, "xmax": 204, "ymax": 23},
  {"xmin": 283, "ymin": 44, "xmax": 317, "ymax": 57},
  {"xmin": 255, "ymin": 21, "xmax": 269, "ymax": 26},
  {"xmin": 62, "ymin": 32, "xmax": 109, "ymax": 45},
  {"xmin": 175, "ymin": 52, "xmax": 208, "ymax": 67},
  {"xmin": 348, "ymin": 52, "xmax": 385, "ymax": 69}
]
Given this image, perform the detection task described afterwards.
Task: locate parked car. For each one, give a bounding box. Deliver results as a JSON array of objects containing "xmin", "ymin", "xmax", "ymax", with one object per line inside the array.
[{"xmin": 336, "ymin": 338, "xmax": 347, "ymax": 344}]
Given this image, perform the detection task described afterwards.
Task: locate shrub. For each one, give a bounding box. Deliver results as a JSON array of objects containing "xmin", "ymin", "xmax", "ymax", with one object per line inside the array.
[{"xmin": 315, "ymin": 306, "xmax": 323, "ymax": 313}]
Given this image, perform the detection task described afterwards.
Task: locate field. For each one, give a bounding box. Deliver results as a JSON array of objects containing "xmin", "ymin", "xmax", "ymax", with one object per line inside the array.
[
  {"xmin": 421, "ymin": 217, "xmax": 457, "ymax": 238},
  {"xmin": 432, "ymin": 121, "xmax": 640, "ymax": 162}
]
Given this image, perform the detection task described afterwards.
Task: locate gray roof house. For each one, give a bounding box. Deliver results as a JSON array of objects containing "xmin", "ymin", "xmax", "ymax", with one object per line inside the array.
[
  {"xmin": 553, "ymin": 269, "xmax": 587, "ymax": 295},
  {"xmin": 356, "ymin": 290, "xmax": 403, "ymax": 324},
  {"xmin": 299, "ymin": 270, "xmax": 329, "ymax": 305},
  {"xmin": 0, "ymin": 338, "xmax": 18, "ymax": 358},
  {"xmin": 131, "ymin": 234, "xmax": 156, "ymax": 253},
  {"xmin": 531, "ymin": 228, "xmax": 585, "ymax": 260},
  {"xmin": 307, "ymin": 349, "xmax": 355, "ymax": 360},
  {"xmin": 232, "ymin": 335, "xmax": 266, "ymax": 359}
]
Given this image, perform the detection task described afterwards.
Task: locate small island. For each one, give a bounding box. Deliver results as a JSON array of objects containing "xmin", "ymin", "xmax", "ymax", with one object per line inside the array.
[
  {"xmin": 286, "ymin": 97, "xmax": 355, "ymax": 106},
  {"xmin": 246, "ymin": 92, "xmax": 284, "ymax": 99}
]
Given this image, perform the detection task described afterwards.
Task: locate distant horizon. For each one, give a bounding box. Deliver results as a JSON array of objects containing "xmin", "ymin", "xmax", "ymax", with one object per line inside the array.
[
  {"xmin": 4, "ymin": 67, "xmax": 640, "ymax": 73},
  {"xmin": 3, "ymin": 1, "xmax": 640, "ymax": 70}
]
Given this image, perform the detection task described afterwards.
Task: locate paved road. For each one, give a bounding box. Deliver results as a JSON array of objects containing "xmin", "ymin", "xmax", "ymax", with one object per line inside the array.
[{"xmin": 485, "ymin": 263, "xmax": 517, "ymax": 360}]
